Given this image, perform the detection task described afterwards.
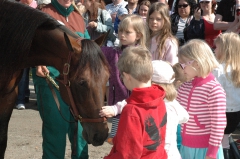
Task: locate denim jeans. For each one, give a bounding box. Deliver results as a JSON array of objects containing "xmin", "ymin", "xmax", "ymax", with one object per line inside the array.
[{"xmin": 16, "ymin": 68, "xmax": 30, "ymax": 105}]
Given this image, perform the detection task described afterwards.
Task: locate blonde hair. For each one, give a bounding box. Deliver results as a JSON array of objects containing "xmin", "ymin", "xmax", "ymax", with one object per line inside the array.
[
  {"xmin": 117, "ymin": 46, "xmax": 153, "ymax": 82},
  {"xmin": 172, "ymin": 63, "xmax": 187, "ymax": 88},
  {"xmin": 118, "ymin": 14, "xmax": 149, "ymax": 49},
  {"xmin": 147, "ymin": 2, "xmax": 178, "ymax": 59},
  {"xmin": 214, "ymin": 32, "xmax": 240, "ymax": 87},
  {"xmin": 153, "ymin": 83, "xmax": 177, "ymax": 101},
  {"xmin": 178, "ymin": 39, "xmax": 219, "ymax": 77}
]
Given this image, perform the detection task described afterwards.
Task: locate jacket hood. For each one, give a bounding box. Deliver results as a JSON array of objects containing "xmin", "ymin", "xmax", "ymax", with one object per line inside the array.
[{"xmin": 126, "ymin": 84, "xmax": 165, "ymax": 108}]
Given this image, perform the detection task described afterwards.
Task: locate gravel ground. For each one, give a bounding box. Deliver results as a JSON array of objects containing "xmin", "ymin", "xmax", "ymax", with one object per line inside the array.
[
  {"xmin": 5, "ymin": 79, "xmax": 112, "ymax": 159},
  {"xmin": 4, "ymin": 79, "xmax": 240, "ymax": 159}
]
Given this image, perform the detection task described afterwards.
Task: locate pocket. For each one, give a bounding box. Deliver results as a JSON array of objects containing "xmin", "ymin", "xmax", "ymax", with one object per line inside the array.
[{"xmin": 193, "ymin": 115, "xmax": 205, "ymax": 129}]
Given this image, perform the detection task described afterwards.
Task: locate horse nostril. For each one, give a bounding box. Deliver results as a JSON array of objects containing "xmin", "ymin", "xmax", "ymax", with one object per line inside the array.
[{"xmin": 93, "ymin": 133, "xmax": 106, "ymax": 146}]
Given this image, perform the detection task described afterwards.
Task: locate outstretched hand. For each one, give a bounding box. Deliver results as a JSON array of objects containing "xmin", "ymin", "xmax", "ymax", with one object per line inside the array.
[
  {"xmin": 36, "ymin": 66, "xmax": 49, "ymax": 77},
  {"xmin": 99, "ymin": 106, "xmax": 115, "ymax": 117}
]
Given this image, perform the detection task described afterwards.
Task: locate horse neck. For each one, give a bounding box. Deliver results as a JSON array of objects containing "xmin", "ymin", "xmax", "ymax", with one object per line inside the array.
[{"xmin": 26, "ymin": 28, "xmax": 78, "ymax": 72}]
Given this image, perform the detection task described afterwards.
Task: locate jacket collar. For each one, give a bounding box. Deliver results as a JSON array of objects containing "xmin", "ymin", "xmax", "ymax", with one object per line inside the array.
[
  {"xmin": 126, "ymin": 84, "xmax": 165, "ymax": 108},
  {"xmin": 192, "ymin": 73, "xmax": 215, "ymax": 87}
]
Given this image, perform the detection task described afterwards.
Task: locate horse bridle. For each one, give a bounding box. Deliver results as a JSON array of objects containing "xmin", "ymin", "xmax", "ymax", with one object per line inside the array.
[{"xmin": 50, "ymin": 34, "xmax": 107, "ymax": 123}]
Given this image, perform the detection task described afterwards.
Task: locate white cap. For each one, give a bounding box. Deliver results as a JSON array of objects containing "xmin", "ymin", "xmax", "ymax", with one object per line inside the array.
[
  {"xmin": 151, "ymin": 60, "xmax": 175, "ymax": 84},
  {"xmin": 199, "ymin": 0, "xmax": 212, "ymax": 2}
]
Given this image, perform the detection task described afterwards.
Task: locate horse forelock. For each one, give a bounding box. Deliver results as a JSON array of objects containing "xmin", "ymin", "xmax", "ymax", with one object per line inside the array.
[
  {"xmin": 0, "ymin": 0, "xmax": 59, "ymax": 88},
  {"xmin": 74, "ymin": 39, "xmax": 110, "ymax": 80}
]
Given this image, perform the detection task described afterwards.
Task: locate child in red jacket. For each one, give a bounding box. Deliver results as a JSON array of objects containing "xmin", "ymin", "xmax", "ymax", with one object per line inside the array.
[{"xmin": 104, "ymin": 46, "xmax": 167, "ymax": 159}]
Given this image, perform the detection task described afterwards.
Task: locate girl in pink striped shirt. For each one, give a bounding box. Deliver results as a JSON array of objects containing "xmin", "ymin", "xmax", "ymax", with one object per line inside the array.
[{"xmin": 176, "ymin": 39, "xmax": 226, "ymax": 159}]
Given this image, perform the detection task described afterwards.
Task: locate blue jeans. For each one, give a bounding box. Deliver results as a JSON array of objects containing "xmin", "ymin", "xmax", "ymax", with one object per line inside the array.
[{"xmin": 16, "ymin": 68, "xmax": 30, "ymax": 105}]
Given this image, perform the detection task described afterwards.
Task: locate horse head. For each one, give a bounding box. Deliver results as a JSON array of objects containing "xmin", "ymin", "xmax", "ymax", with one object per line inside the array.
[{"xmin": 55, "ymin": 31, "xmax": 110, "ymax": 146}]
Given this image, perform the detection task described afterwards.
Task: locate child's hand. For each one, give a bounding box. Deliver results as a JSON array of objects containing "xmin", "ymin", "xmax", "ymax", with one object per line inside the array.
[{"xmin": 99, "ymin": 106, "xmax": 115, "ymax": 117}]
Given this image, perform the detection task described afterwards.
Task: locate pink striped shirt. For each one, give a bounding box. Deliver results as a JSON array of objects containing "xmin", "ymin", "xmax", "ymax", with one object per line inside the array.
[{"xmin": 176, "ymin": 73, "xmax": 226, "ymax": 158}]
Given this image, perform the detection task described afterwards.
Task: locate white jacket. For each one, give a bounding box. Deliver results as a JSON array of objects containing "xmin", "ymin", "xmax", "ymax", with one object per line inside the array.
[
  {"xmin": 213, "ymin": 63, "xmax": 240, "ymax": 112},
  {"xmin": 164, "ymin": 99, "xmax": 189, "ymax": 159}
]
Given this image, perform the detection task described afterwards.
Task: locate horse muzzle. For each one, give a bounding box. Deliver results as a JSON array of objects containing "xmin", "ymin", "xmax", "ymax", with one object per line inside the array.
[{"xmin": 82, "ymin": 123, "xmax": 109, "ymax": 146}]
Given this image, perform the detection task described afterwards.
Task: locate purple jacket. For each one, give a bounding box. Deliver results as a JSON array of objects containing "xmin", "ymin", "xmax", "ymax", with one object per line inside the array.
[{"xmin": 101, "ymin": 46, "xmax": 130, "ymax": 111}]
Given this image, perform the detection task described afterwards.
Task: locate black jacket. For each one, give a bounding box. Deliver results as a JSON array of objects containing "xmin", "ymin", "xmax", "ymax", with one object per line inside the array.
[{"xmin": 185, "ymin": 17, "xmax": 205, "ymax": 42}]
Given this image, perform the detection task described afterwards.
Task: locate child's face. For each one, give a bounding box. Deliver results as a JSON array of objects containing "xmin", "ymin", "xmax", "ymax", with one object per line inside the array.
[
  {"xmin": 148, "ymin": 11, "xmax": 164, "ymax": 34},
  {"xmin": 118, "ymin": 25, "xmax": 140, "ymax": 46},
  {"xmin": 174, "ymin": 63, "xmax": 187, "ymax": 83},
  {"xmin": 214, "ymin": 42, "xmax": 221, "ymax": 61},
  {"xmin": 139, "ymin": 4, "xmax": 149, "ymax": 17},
  {"xmin": 179, "ymin": 56, "xmax": 198, "ymax": 81}
]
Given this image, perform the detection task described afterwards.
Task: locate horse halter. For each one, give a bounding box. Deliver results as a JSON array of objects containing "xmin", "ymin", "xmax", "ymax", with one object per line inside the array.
[{"xmin": 55, "ymin": 34, "xmax": 107, "ymax": 123}]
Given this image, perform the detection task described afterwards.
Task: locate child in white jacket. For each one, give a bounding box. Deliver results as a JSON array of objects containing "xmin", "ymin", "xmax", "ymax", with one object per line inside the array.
[{"xmin": 100, "ymin": 60, "xmax": 189, "ymax": 159}]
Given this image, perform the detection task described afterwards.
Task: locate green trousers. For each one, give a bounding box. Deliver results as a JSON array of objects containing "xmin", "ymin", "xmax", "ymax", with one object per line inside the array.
[{"xmin": 32, "ymin": 67, "xmax": 88, "ymax": 159}]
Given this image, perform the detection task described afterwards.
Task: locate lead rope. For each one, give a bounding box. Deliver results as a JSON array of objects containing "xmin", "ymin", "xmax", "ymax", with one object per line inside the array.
[
  {"xmin": 44, "ymin": 72, "xmax": 75, "ymax": 123},
  {"xmin": 44, "ymin": 72, "xmax": 78, "ymax": 155},
  {"xmin": 45, "ymin": 72, "xmax": 59, "ymax": 90}
]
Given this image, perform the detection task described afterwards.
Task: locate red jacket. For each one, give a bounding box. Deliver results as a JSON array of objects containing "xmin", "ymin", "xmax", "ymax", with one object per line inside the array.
[{"xmin": 105, "ymin": 85, "xmax": 167, "ymax": 159}]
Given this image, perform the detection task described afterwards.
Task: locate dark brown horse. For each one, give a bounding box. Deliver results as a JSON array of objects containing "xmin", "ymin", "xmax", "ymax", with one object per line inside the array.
[{"xmin": 0, "ymin": 0, "xmax": 110, "ymax": 158}]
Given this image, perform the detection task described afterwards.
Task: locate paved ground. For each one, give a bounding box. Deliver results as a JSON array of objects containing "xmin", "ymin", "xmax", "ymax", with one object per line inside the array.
[{"xmin": 4, "ymin": 79, "xmax": 240, "ymax": 159}]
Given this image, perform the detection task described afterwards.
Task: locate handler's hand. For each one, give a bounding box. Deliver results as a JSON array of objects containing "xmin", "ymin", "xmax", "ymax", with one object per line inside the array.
[
  {"xmin": 99, "ymin": 106, "xmax": 115, "ymax": 117},
  {"xmin": 36, "ymin": 65, "xmax": 49, "ymax": 77}
]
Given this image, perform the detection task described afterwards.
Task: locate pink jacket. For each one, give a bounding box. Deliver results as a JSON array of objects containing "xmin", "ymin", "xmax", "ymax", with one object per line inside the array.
[
  {"xmin": 177, "ymin": 73, "xmax": 226, "ymax": 158},
  {"xmin": 150, "ymin": 36, "xmax": 178, "ymax": 65}
]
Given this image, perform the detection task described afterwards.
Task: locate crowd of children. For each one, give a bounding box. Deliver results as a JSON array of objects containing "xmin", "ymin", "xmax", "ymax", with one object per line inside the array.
[
  {"xmin": 23, "ymin": 0, "xmax": 240, "ymax": 158},
  {"xmin": 99, "ymin": 1, "xmax": 240, "ymax": 159}
]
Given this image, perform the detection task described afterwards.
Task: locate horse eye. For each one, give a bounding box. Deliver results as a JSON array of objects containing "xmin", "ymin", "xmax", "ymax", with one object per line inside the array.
[{"xmin": 79, "ymin": 80, "xmax": 86, "ymax": 86}]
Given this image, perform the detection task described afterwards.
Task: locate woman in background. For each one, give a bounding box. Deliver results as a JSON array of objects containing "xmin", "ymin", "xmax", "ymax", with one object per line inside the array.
[
  {"xmin": 186, "ymin": 0, "xmax": 220, "ymax": 49},
  {"xmin": 170, "ymin": 0, "xmax": 196, "ymax": 46}
]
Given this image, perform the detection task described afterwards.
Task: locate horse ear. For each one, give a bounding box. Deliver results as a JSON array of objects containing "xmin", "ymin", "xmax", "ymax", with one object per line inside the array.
[
  {"xmin": 64, "ymin": 32, "xmax": 74, "ymax": 52},
  {"xmin": 94, "ymin": 30, "xmax": 110, "ymax": 47}
]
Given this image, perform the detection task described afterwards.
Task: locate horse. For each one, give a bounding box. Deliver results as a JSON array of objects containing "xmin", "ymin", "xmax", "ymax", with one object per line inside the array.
[{"xmin": 0, "ymin": 0, "xmax": 110, "ymax": 158}]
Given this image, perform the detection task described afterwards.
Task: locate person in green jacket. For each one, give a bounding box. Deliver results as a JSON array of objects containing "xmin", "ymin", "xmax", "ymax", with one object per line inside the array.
[{"xmin": 32, "ymin": 0, "xmax": 90, "ymax": 158}]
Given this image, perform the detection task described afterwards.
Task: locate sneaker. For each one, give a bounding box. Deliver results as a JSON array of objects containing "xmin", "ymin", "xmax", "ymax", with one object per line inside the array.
[{"xmin": 16, "ymin": 104, "xmax": 25, "ymax": 110}]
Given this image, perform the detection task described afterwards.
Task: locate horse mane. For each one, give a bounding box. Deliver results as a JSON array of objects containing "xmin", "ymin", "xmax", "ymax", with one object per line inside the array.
[
  {"xmin": 74, "ymin": 39, "xmax": 110, "ymax": 80},
  {"xmin": 57, "ymin": 26, "xmax": 110, "ymax": 80},
  {"xmin": 0, "ymin": 0, "xmax": 59, "ymax": 88}
]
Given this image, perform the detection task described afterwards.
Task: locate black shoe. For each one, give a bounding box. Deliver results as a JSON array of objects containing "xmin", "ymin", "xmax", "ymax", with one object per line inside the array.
[
  {"xmin": 25, "ymin": 97, "xmax": 29, "ymax": 103},
  {"xmin": 223, "ymin": 148, "xmax": 235, "ymax": 159}
]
